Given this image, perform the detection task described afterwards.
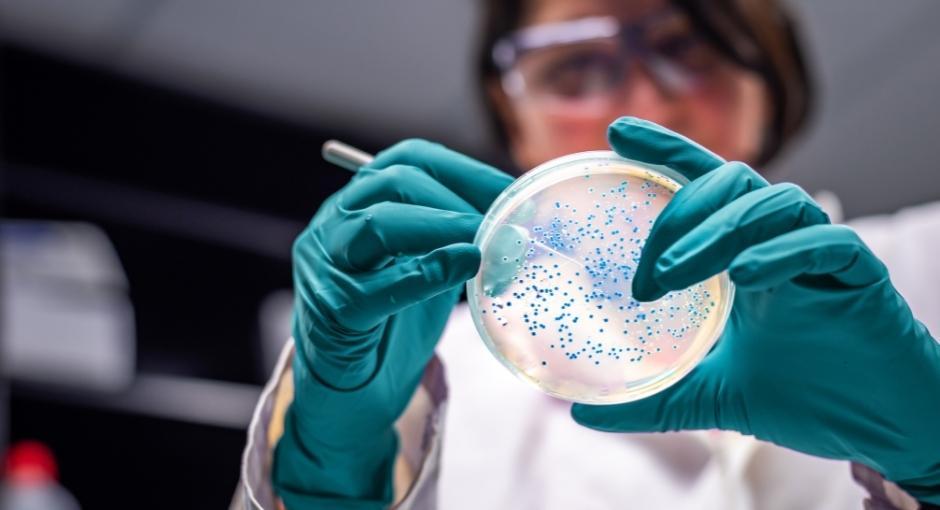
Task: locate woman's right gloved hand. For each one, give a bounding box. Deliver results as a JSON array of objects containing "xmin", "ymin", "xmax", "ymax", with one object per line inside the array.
[
  {"xmin": 272, "ymin": 139, "xmax": 513, "ymax": 509},
  {"xmin": 571, "ymin": 118, "xmax": 940, "ymax": 505}
]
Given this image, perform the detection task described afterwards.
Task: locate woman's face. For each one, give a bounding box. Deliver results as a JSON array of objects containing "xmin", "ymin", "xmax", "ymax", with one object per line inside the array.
[{"xmin": 492, "ymin": 0, "xmax": 769, "ymax": 171}]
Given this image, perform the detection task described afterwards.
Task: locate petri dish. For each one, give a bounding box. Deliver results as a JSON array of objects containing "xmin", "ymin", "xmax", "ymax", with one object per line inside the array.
[{"xmin": 467, "ymin": 151, "xmax": 734, "ymax": 404}]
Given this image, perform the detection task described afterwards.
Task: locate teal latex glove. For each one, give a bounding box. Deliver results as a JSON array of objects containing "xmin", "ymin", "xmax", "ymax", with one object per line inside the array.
[
  {"xmin": 273, "ymin": 140, "xmax": 513, "ymax": 509},
  {"xmin": 571, "ymin": 117, "xmax": 940, "ymax": 503}
]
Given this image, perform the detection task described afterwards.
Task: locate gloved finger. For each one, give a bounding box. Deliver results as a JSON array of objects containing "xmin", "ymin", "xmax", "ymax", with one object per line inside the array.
[
  {"xmin": 342, "ymin": 242, "xmax": 481, "ymax": 328},
  {"xmin": 341, "ymin": 164, "xmax": 477, "ymax": 214},
  {"xmin": 729, "ymin": 224, "xmax": 888, "ymax": 289},
  {"xmin": 324, "ymin": 202, "xmax": 481, "ymax": 271},
  {"xmin": 652, "ymin": 183, "xmax": 829, "ymax": 298},
  {"xmin": 366, "ymin": 139, "xmax": 514, "ymax": 213},
  {"xmin": 571, "ymin": 357, "xmax": 723, "ymax": 433},
  {"xmin": 633, "ymin": 161, "xmax": 769, "ymax": 301},
  {"xmin": 607, "ymin": 117, "xmax": 726, "ymax": 180}
]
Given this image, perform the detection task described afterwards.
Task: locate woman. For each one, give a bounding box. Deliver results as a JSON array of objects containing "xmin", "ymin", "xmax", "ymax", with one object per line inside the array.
[{"xmin": 234, "ymin": 0, "xmax": 940, "ymax": 508}]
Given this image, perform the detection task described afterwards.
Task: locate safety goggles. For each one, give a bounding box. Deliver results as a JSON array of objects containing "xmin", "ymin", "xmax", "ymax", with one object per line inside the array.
[{"xmin": 492, "ymin": 8, "xmax": 729, "ymax": 115}]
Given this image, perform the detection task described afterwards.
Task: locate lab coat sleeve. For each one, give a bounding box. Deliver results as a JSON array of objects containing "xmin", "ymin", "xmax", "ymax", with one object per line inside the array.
[{"xmin": 232, "ymin": 339, "xmax": 449, "ymax": 510}]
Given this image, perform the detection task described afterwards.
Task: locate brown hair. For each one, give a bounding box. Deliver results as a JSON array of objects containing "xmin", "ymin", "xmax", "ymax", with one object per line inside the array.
[{"xmin": 476, "ymin": 0, "xmax": 814, "ymax": 166}]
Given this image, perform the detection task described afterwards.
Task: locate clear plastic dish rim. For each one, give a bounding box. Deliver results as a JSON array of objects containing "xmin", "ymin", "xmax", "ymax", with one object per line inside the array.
[{"xmin": 466, "ymin": 150, "xmax": 735, "ymax": 405}]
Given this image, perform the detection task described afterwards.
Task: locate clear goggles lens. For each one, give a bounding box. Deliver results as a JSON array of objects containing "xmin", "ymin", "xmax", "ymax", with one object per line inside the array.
[{"xmin": 493, "ymin": 11, "xmax": 726, "ymax": 108}]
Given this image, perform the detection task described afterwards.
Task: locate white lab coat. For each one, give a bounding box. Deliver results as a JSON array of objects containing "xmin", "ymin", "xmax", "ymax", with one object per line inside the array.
[{"xmin": 235, "ymin": 198, "xmax": 940, "ymax": 510}]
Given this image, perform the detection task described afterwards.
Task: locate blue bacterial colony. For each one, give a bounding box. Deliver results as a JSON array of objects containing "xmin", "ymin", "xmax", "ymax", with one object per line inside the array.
[{"xmin": 471, "ymin": 160, "xmax": 729, "ymax": 404}]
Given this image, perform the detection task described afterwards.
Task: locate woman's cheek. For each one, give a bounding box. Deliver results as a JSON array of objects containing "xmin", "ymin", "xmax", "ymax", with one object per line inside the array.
[
  {"xmin": 685, "ymin": 102, "xmax": 740, "ymax": 159},
  {"xmin": 689, "ymin": 74, "xmax": 767, "ymax": 163}
]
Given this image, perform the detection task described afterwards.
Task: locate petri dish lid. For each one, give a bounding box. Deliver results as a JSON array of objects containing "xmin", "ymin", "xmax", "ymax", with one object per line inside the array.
[{"xmin": 467, "ymin": 151, "xmax": 733, "ymax": 404}]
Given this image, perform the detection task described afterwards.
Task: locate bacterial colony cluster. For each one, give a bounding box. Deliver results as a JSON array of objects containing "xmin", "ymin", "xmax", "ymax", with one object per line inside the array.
[{"xmin": 468, "ymin": 153, "xmax": 732, "ymax": 404}]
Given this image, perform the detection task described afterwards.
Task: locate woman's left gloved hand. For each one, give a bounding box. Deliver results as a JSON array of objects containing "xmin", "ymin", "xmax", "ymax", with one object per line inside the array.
[{"xmin": 571, "ymin": 117, "xmax": 940, "ymax": 504}]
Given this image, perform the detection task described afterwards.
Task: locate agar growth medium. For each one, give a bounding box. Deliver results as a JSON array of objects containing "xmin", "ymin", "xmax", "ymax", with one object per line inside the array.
[{"xmin": 467, "ymin": 151, "xmax": 733, "ymax": 404}]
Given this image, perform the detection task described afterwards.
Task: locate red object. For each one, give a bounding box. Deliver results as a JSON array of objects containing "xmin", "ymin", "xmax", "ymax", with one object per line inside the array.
[{"xmin": 4, "ymin": 441, "xmax": 59, "ymax": 484}]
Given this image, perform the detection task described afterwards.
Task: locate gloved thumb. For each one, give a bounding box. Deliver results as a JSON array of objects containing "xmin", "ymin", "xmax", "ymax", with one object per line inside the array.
[
  {"xmin": 570, "ymin": 361, "xmax": 722, "ymax": 433},
  {"xmin": 607, "ymin": 117, "xmax": 725, "ymax": 181}
]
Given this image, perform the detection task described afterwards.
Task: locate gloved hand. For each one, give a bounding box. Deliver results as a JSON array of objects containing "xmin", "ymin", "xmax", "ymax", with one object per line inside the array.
[
  {"xmin": 571, "ymin": 117, "xmax": 940, "ymax": 503},
  {"xmin": 273, "ymin": 139, "xmax": 513, "ymax": 509}
]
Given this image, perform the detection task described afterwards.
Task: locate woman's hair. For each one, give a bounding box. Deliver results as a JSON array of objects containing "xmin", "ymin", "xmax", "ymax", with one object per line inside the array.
[{"xmin": 476, "ymin": 0, "xmax": 814, "ymax": 166}]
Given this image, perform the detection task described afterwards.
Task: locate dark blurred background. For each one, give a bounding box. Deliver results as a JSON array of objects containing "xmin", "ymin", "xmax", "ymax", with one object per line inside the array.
[{"xmin": 1, "ymin": 0, "xmax": 939, "ymax": 508}]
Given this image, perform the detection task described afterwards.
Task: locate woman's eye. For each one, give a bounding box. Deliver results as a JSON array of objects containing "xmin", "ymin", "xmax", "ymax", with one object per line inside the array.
[
  {"xmin": 652, "ymin": 35, "xmax": 718, "ymax": 72},
  {"xmin": 539, "ymin": 52, "xmax": 623, "ymax": 98}
]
